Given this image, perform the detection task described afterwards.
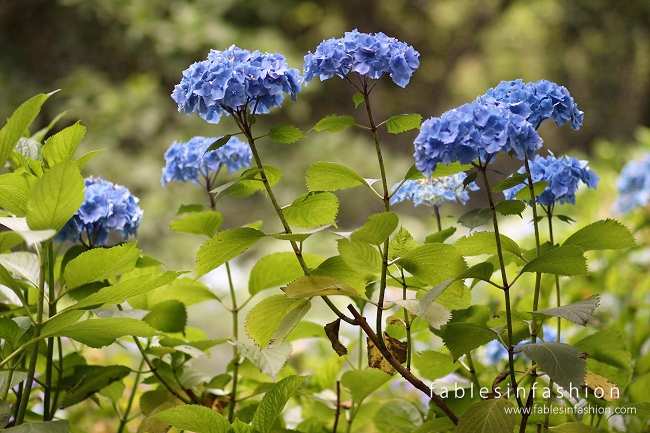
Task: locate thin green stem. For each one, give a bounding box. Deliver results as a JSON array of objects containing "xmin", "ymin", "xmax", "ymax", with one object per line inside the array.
[
  {"xmin": 402, "ymin": 282, "xmax": 412, "ymax": 371},
  {"xmin": 117, "ymin": 357, "xmax": 145, "ymax": 433},
  {"xmin": 44, "ymin": 241, "xmax": 56, "ymax": 420},
  {"xmin": 50, "ymin": 337, "xmax": 64, "ymax": 418},
  {"xmin": 226, "ymin": 262, "xmax": 239, "ymax": 423},
  {"xmin": 465, "ymin": 353, "xmax": 481, "ymax": 392},
  {"xmin": 544, "ymin": 205, "xmax": 560, "ymax": 431},
  {"xmin": 332, "ymin": 381, "xmax": 341, "ymax": 433},
  {"xmin": 433, "ymin": 205, "xmax": 442, "ymax": 232}
]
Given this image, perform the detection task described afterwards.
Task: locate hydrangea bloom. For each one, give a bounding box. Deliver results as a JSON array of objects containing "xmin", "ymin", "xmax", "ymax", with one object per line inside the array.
[
  {"xmin": 171, "ymin": 45, "xmax": 302, "ymax": 124},
  {"xmin": 390, "ymin": 173, "xmax": 479, "ymax": 207},
  {"xmin": 56, "ymin": 177, "xmax": 143, "ymax": 247},
  {"xmin": 478, "ymin": 79, "xmax": 584, "ymax": 130},
  {"xmin": 161, "ymin": 136, "xmax": 252, "ymax": 186},
  {"xmin": 413, "ymin": 101, "xmax": 543, "ymax": 176},
  {"xmin": 614, "ymin": 153, "xmax": 650, "ymax": 214},
  {"xmin": 502, "ymin": 153, "xmax": 599, "ymax": 206},
  {"xmin": 304, "ymin": 30, "xmax": 420, "ymax": 87}
]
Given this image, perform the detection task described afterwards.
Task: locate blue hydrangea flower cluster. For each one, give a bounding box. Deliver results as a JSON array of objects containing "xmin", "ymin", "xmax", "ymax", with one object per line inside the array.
[
  {"xmin": 56, "ymin": 177, "xmax": 143, "ymax": 247},
  {"xmin": 161, "ymin": 136, "xmax": 252, "ymax": 187},
  {"xmin": 304, "ymin": 30, "xmax": 420, "ymax": 88},
  {"xmin": 614, "ymin": 153, "xmax": 650, "ymax": 214},
  {"xmin": 390, "ymin": 173, "xmax": 479, "ymax": 207},
  {"xmin": 171, "ymin": 45, "xmax": 302, "ymax": 124},
  {"xmin": 413, "ymin": 101, "xmax": 543, "ymax": 176},
  {"xmin": 502, "ymin": 153, "xmax": 599, "ymax": 206},
  {"xmin": 479, "ymin": 79, "xmax": 584, "ymax": 130}
]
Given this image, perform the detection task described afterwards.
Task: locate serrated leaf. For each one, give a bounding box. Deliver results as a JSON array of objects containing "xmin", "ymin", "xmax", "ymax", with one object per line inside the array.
[
  {"xmin": 515, "ymin": 180, "xmax": 549, "ymax": 201},
  {"xmin": 3, "ymin": 420, "xmax": 70, "ymax": 433},
  {"xmin": 520, "ymin": 342, "xmax": 586, "ymax": 391},
  {"xmin": 351, "ymin": 212, "xmax": 399, "ymax": 246},
  {"xmin": 373, "ymin": 400, "xmax": 423, "ymax": 433},
  {"xmin": 196, "ymin": 228, "xmax": 265, "ymax": 278},
  {"xmin": 563, "ymin": 219, "xmax": 637, "ymax": 251},
  {"xmin": 129, "ymin": 278, "xmax": 217, "ymax": 309},
  {"xmin": 42, "ymin": 121, "xmax": 86, "ymax": 166},
  {"xmin": 385, "ymin": 114, "xmax": 422, "ymax": 134},
  {"xmin": 64, "ymin": 241, "xmax": 141, "ymax": 289},
  {"xmin": 533, "ymin": 294, "xmax": 600, "ymax": 326},
  {"xmin": 169, "ymin": 211, "xmax": 223, "ymax": 238},
  {"xmin": 143, "ymin": 300, "xmax": 187, "ymax": 333},
  {"xmin": 491, "ymin": 173, "xmax": 529, "ymax": 193},
  {"xmin": 25, "ymin": 160, "xmax": 84, "ymax": 231},
  {"xmin": 412, "ymin": 418, "xmax": 455, "ymax": 433},
  {"xmin": 404, "ymin": 164, "xmax": 426, "ymax": 181},
  {"xmin": 341, "ymin": 369, "xmax": 392, "ymax": 403},
  {"xmin": 495, "ymin": 200, "xmax": 526, "ymax": 216},
  {"xmin": 60, "ymin": 365, "xmax": 130, "ymax": 408},
  {"xmin": 205, "ymin": 135, "xmax": 232, "ymax": 153},
  {"xmin": 395, "ymin": 300, "xmax": 451, "ymax": 330},
  {"xmin": 353, "ymin": 92, "xmax": 365, "ymax": 108},
  {"xmin": 305, "ymin": 161, "xmax": 368, "ymax": 192},
  {"xmin": 0, "ymin": 93, "xmax": 52, "ymax": 169},
  {"xmin": 252, "ymin": 375, "xmax": 305, "ymax": 433},
  {"xmin": 389, "ymin": 227, "xmax": 419, "ymax": 259},
  {"xmin": 73, "ymin": 149, "xmax": 104, "ymax": 170},
  {"xmin": 431, "ymin": 162, "xmax": 472, "ymax": 178},
  {"xmin": 412, "ymin": 350, "xmax": 458, "ymax": 382},
  {"xmin": 459, "ymin": 262, "xmax": 495, "ymax": 281},
  {"xmin": 267, "ymin": 225, "xmax": 330, "ymax": 242},
  {"xmin": 338, "ymin": 239, "xmax": 382, "ymax": 274},
  {"xmin": 237, "ymin": 165, "xmax": 282, "ymax": 191},
  {"xmin": 269, "ymin": 300, "xmax": 311, "ymax": 348},
  {"xmin": 282, "ymin": 275, "xmax": 361, "ymax": 298},
  {"xmin": 442, "ymin": 323, "xmax": 497, "ymax": 360},
  {"xmin": 521, "ymin": 245, "xmax": 588, "ymax": 276},
  {"xmin": 152, "ymin": 404, "xmax": 232, "ymax": 433},
  {"xmin": 245, "ymin": 294, "xmax": 308, "ymax": 347},
  {"xmin": 458, "ymin": 207, "xmax": 494, "ymax": 229},
  {"xmin": 455, "ymin": 398, "xmax": 515, "ymax": 433},
  {"xmin": 574, "ymin": 330, "xmax": 632, "ymax": 389},
  {"xmin": 397, "ymin": 243, "xmax": 467, "ymax": 288},
  {"xmin": 248, "ymin": 252, "xmax": 324, "ymax": 295},
  {"xmin": 0, "ymin": 173, "xmax": 36, "ymax": 216},
  {"xmin": 455, "ymin": 231, "xmax": 521, "ymax": 257},
  {"xmin": 463, "ymin": 171, "xmax": 478, "ymax": 186},
  {"xmin": 48, "ymin": 318, "xmax": 157, "ymax": 348},
  {"xmin": 311, "ymin": 255, "xmax": 367, "ymax": 293},
  {"xmin": 424, "ymin": 227, "xmax": 456, "ymax": 244},
  {"xmin": 284, "ymin": 191, "xmax": 338, "ymax": 229},
  {"xmin": 268, "ymin": 125, "xmax": 305, "ymax": 144},
  {"xmin": 312, "ymin": 114, "xmax": 356, "ymax": 133},
  {"xmin": 236, "ymin": 341, "xmax": 292, "ymax": 379}
]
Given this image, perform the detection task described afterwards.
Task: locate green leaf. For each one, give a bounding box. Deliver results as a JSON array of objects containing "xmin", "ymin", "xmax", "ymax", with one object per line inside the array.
[
  {"xmin": 459, "ymin": 262, "xmax": 495, "ymax": 282},
  {"xmin": 143, "ymin": 300, "xmax": 187, "ymax": 333},
  {"xmin": 60, "ymin": 365, "xmax": 130, "ymax": 408},
  {"xmin": 205, "ymin": 135, "xmax": 233, "ymax": 153},
  {"xmin": 455, "ymin": 231, "xmax": 521, "ymax": 257},
  {"xmin": 311, "ymin": 255, "xmax": 367, "ymax": 293},
  {"xmin": 395, "ymin": 299, "xmax": 451, "ymax": 329},
  {"xmin": 495, "ymin": 200, "xmax": 526, "ymax": 216},
  {"xmin": 169, "ymin": 210, "xmax": 223, "ymax": 238},
  {"xmin": 0, "ymin": 92, "xmax": 52, "ymax": 169},
  {"xmin": 236, "ymin": 341, "xmax": 292, "ymax": 379},
  {"xmin": 177, "ymin": 204, "xmax": 205, "ymax": 214},
  {"xmin": 127, "ymin": 278, "xmax": 216, "ymax": 308},
  {"xmin": 25, "ymin": 160, "xmax": 84, "ymax": 231},
  {"xmin": 152, "ymin": 404, "xmax": 232, "ymax": 433},
  {"xmin": 49, "ymin": 318, "xmax": 157, "ymax": 348},
  {"xmin": 195, "ymin": 228, "xmax": 265, "ymax": 278},
  {"xmin": 31, "ymin": 109, "xmax": 72, "ymax": 143},
  {"xmin": 252, "ymin": 375, "xmax": 306, "ymax": 433},
  {"xmin": 520, "ymin": 342, "xmax": 586, "ymax": 391},
  {"xmin": 533, "ymin": 294, "xmax": 600, "ymax": 326},
  {"xmin": 305, "ymin": 161, "xmax": 368, "ymax": 192},
  {"xmin": 284, "ymin": 191, "xmax": 338, "ymax": 229},
  {"xmin": 548, "ymin": 423, "xmax": 600, "ymax": 433},
  {"xmin": 431, "ymin": 162, "xmax": 472, "ymax": 178},
  {"xmin": 454, "ymin": 398, "xmax": 515, "ymax": 433},
  {"xmin": 458, "ymin": 208, "xmax": 494, "ymax": 229},
  {"xmin": 73, "ymin": 149, "xmax": 104, "ymax": 170},
  {"xmin": 3, "ymin": 420, "xmax": 70, "ymax": 433},
  {"xmin": 385, "ymin": 114, "xmax": 422, "ymax": 134},
  {"xmin": 0, "ymin": 317, "xmax": 23, "ymax": 350},
  {"xmin": 521, "ymin": 246, "xmax": 588, "ymax": 276},
  {"xmin": 373, "ymin": 400, "xmax": 423, "ymax": 433},
  {"xmin": 574, "ymin": 330, "xmax": 632, "ymax": 389},
  {"xmin": 338, "ymin": 239, "xmax": 382, "ymax": 274},
  {"xmin": 0, "ymin": 399, "xmax": 9, "ymax": 428},
  {"xmin": 245, "ymin": 294, "xmax": 309, "ymax": 347},
  {"xmin": 64, "ymin": 242, "xmax": 141, "ymax": 290},
  {"xmin": 269, "ymin": 300, "xmax": 311, "ymax": 348},
  {"xmin": 424, "ymin": 227, "xmax": 456, "ymax": 244},
  {"xmin": 0, "ymin": 251, "xmax": 39, "ymax": 287},
  {"xmin": 397, "ymin": 243, "xmax": 467, "ymax": 287},
  {"xmin": 412, "ymin": 418, "xmax": 455, "ymax": 433},
  {"xmin": 236, "ymin": 165, "xmax": 283, "ymax": 191},
  {"xmin": 0, "ymin": 172, "xmax": 36, "ymax": 216},
  {"xmin": 0, "ymin": 217, "xmax": 56, "ymax": 247},
  {"xmin": 353, "ymin": 92, "xmax": 365, "ymax": 108},
  {"xmin": 312, "ymin": 114, "xmax": 356, "ymax": 133},
  {"xmin": 412, "ymin": 350, "xmax": 458, "ymax": 382},
  {"xmin": 442, "ymin": 323, "xmax": 497, "ymax": 360},
  {"xmin": 41, "ymin": 121, "xmax": 86, "ymax": 166},
  {"xmin": 351, "ymin": 212, "xmax": 399, "ymax": 246},
  {"xmin": 491, "ymin": 173, "xmax": 529, "ymax": 192},
  {"xmin": 268, "ymin": 125, "xmax": 305, "ymax": 144},
  {"xmin": 341, "ymin": 370, "xmax": 392, "ymax": 404},
  {"xmin": 563, "ymin": 219, "xmax": 637, "ymax": 251},
  {"xmin": 283, "ymin": 275, "xmax": 361, "ymax": 298},
  {"xmin": 267, "ymin": 225, "xmax": 330, "ymax": 242},
  {"xmin": 389, "ymin": 227, "xmax": 419, "ymax": 259},
  {"xmin": 248, "ymin": 252, "xmax": 324, "ymax": 295},
  {"xmin": 515, "ymin": 181, "xmax": 549, "ymax": 201},
  {"xmin": 0, "ymin": 231, "xmax": 24, "ymax": 252},
  {"xmin": 404, "ymin": 164, "xmax": 425, "ymax": 181}
]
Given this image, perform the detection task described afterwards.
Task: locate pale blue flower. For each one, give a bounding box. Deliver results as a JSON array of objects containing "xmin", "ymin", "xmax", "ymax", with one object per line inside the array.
[
  {"xmin": 614, "ymin": 153, "xmax": 650, "ymax": 214},
  {"xmin": 390, "ymin": 173, "xmax": 478, "ymax": 207}
]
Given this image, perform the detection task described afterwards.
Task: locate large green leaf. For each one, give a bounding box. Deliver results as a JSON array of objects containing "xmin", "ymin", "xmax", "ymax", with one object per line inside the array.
[
  {"xmin": 533, "ymin": 294, "xmax": 600, "ymax": 326},
  {"xmin": 25, "ymin": 160, "xmax": 84, "ymax": 231},
  {"xmin": 282, "ymin": 275, "xmax": 361, "ymax": 298},
  {"xmin": 549, "ymin": 423, "xmax": 600, "ymax": 433},
  {"xmin": 521, "ymin": 246, "xmax": 588, "ymax": 276},
  {"xmin": 563, "ymin": 219, "xmax": 637, "ymax": 251},
  {"xmin": 388, "ymin": 227, "xmax": 419, "ymax": 260},
  {"xmin": 458, "ymin": 208, "xmax": 494, "ymax": 229},
  {"xmin": 268, "ymin": 125, "xmax": 305, "ymax": 144},
  {"xmin": 454, "ymin": 399, "xmax": 515, "ymax": 433},
  {"xmin": 3, "ymin": 420, "xmax": 70, "ymax": 433},
  {"xmin": 373, "ymin": 400, "xmax": 423, "ymax": 433},
  {"xmin": 305, "ymin": 161, "xmax": 368, "ymax": 192},
  {"xmin": 494, "ymin": 200, "xmax": 526, "ymax": 217},
  {"xmin": 236, "ymin": 341, "xmax": 293, "ymax": 379},
  {"xmin": 248, "ymin": 252, "xmax": 324, "ymax": 295},
  {"xmin": 152, "ymin": 405, "xmax": 232, "ymax": 433},
  {"xmin": 312, "ymin": 114, "xmax": 356, "ymax": 133},
  {"xmin": 236, "ymin": 165, "xmax": 283, "ymax": 191},
  {"xmin": 63, "ymin": 241, "xmax": 142, "ymax": 289},
  {"xmin": 268, "ymin": 300, "xmax": 311, "ymax": 348},
  {"xmin": 351, "ymin": 212, "xmax": 399, "ymax": 246},
  {"xmin": 396, "ymin": 243, "xmax": 467, "ymax": 287},
  {"xmin": 143, "ymin": 300, "xmax": 187, "ymax": 333},
  {"xmin": 48, "ymin": 318, "xmax": 158, "ymax": 348},
  {"xmin": 0, "ymin": 231, "xmax": 24, "ymax": 252},
  {"xmin": 454, "ymin": 231, "xmax": 521, "ymax": 257},
  {"xmin": 412, "ymin": 350, "xmax": 458, "ymax": 382},
  {"xmin": 424, "ymin": 227, "xmax": 457, "ymax": 244},
  {"xmin": 574, "ymin": 330, "xmax": 632, "ymax": 388},
  {"xmin": 338, "ymin": 239, "xmax": 382, "ymax": 274},
  {"xmin": 252, "ymin": 375, "xmax": 306, "ymax": 433},
  {"xmin": 60, "ymin": 365, "xmax": 130, "ymax": 408},
  {"xmin": 442, "ymin": 323, "xmax": 497, "ymax": 360},
  {"xmin": 0, "ymin": 172, "xmax": 36, "ymax": 216},
  {"xmin": 341, "ymin": 369, "xmax": 392, "ymax": 403},
  {"xmin": 0, "ymin": 251, "xmax": 39, "ymax": 287},
  {"xmin": 311, "ymin": 255, "xmax": 367, "ymax": 292},
  {"xmin": 491, "ymin": 173, "xmax": 529, "ymax": 193},
  {"xmin": 195, "ymin": 228, "xmax": 265, "ymax": 278},
  {"xmin": 41, "ymin": 121, "xmax": 86, "ymax": 166},
  {"xmin": 515, "ymin": 181, "xmax": 549, "ymax": 201},
  {"xmin": 0, "ymin": 92, "xmax": 52, "ymax": 169},
  {"xmin": 127, "ymin": 278, "xmax": 219, "ymax": 309},
  {"xmin": 245, "ymin": 294, "xmax": 309, "ymax": 347},
  {"xmin": 520, "ymin": 343, "xmax": 586, "ymax": 392},
  {"xmin": 284, "ymin": 191, "xmax": 339, "ymax": 228},
  {"xmin": 384, "ymin": 114, "xmax": 422, "ymax": 134},
  {"xmin": 169, "ymin": 211, "xmax": 223, "ymax": 238}
]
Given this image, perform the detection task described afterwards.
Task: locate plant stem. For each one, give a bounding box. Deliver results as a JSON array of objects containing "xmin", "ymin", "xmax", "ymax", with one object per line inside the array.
[
  {"xmin": 465, "ymin": 353, "xmax": 481, "ymax": 392},
  {"xmin": 117, "ymin": 357, "xmax": 145, "ymax": 433},
  {"xmin": 332, "ymin": 381, "xmax": 341, "ymax": 433},
  {"xmin": 50, "ymin": 337, "xmax": 64, "ymax": 417},
  {"xmin": 43, "ymin": 241, "xmax": 56, "ymax": 420},
  {"xmin": 433, "ymin": 205, "xmax": 442, "ymax": 232},
  {"xmin": 226, "ymin": 262, "xmax": 239, "ymax": 423},
  {"xmin": 543, "ymin": 205, "xmax": 560, "ymax": 431}
]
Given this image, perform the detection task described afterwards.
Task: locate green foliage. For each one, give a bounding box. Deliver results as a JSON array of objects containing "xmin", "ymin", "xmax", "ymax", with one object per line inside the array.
[
  {"xmin": 41, "ymin": 121, "xmax": 86, "ymax": 166},
  {"xmin": 533, "ymin": 294, "xmax": 600, "ymax": 326},
  {"xmin": 491, "ymin": 174, "xmax": 529, "ymax": 192},
  {"xmin": 454, "ymin": 399, "xmax": 515, "ymax": 433},
  {"xmin": 442, "ymin": 323, "xmax": 497, "ymax": 360},
  {"xmin": 341, "ymin": 369, "xmax": 392, "ymax": 403},
  {"xmin": 268, "ymin": 125, "xmax": 306, "ymax": 144},
  {"xmin": 195, "ymin": 228, "xmax": 265, "ymax": 278},
  {"xmin": 63, "ymin": 241, "xmax": 141, "ymax": 289},
  {"xmin": 283, "ymin": 191, "xmax": 339, "ymax": 228},
  {"xmin": 305, "ymin": 161, "xmax": 368, "ymax": 192},
  {"xmin": 384, "ymin": 114, "xmax": 422, "ymax": 134},
  {"xmin": 563, "ymin": 219, "xmax": 637, "ymax": 251},
  {"xmin": 373, "ymin": 400, "xmax": 423, "ymax": 432},
  {"xmin": 351, "ymin": 212, "xmax": 399, "ymax": 246},
  {"xmin": 514, "ymin": 181, "xmax": 549, "ymax": 201},
  {"xmin": 521, "ymin": 246, "xmax": 588, "ymax": 275},
  {"xmin": 574, "ymin": 330, "xmax": 633, "ymax": 388},
  {"xmin": 458, "ymin": 208, "xmax": 494, "ymax": 229},
  {"xmin": 520, "ymin": 343, "xmax": 586, "ymax": 391},
  {"xmin": 282, "ymin": 275, "xmax": 361, "ymax": 298},
  {"xmin": 494, "ymin": 200, "xmax": 526, "ymax": 216},
  {"xmin": 245, "ymin": 295, "xmax": 309, "ymax": 347},
  {"xmin": 248, "ymin": 252, "xmax": 324, "ymax": 295},
  {"xmin": 338, "ymin": 239, "xmax": 382, "ymax": 274},
  {"xmin": 60, "ymin": 365, "xmax": 130, "ymax": 408},
  {"xmin": 251, "ymin": 375, "xmax": 306, "ymax": 433},
  {"xmin": 412, "ymin": 351, "xmax": 458, "ymax": 381},
  {"xmin": 152, "ymin": 405, "xmax": 232, "ymax": 433},
  {"xmin": 170, "ymin": 210, "xmax": 223, "ymax": 237},
  {"xmin": 143, "ymin": 300, "xmax": 188, "ymax": 332},
  {"xmin": 312, "ymin": 114, "xmax": 356, "ymax": 133}
]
